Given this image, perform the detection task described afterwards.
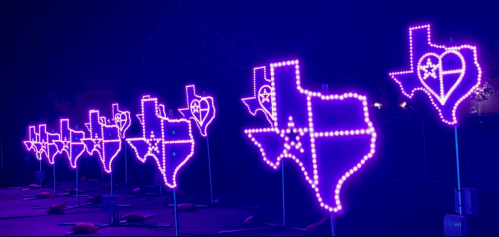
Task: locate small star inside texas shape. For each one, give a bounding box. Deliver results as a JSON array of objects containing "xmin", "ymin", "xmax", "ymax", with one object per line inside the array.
[
  {"xmin": 192, "ymin": 103, "xmax": 200, "ymax": 113},
  {"xmin": 259, "ymin": 88, "xmax": 271, "ymax": 103},
  {"xmin": 147, "ymin": 133, "xmax": 161, "ymax": 154},
  {"xmin": 94, "ymin": 139, "xmax": 102, "ymax": 150},
  {"xmin": 283, "ymin": 117, "xmax": 305, "ymax": 153},
  {"xmin": 420, "ymin": 58, "xmax": 439, "ymax": 80}
]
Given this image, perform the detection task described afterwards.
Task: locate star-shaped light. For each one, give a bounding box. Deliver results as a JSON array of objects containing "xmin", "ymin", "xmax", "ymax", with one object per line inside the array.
[
  {"xmin": 62, "ymin": 137, "xmax": 70, "ymax": 150},
  {"xmin": 146, "ymin": 134, "xmax": 161, "ymax": 154},
  {"xmin": 41, "ymin": 140, "xmax": 47, "ymax": 151},
  {"xmin": 282, "ymin": 117, "xmax": 305, "ymax": 154},
  {"xmin": 259, "ymin": 88, "xmax": 271, "ymax": 103},
  {"xmin": 191, "ymin": 104, "xmax": 200, "ymax": 113},
  {"xmin": 420, "ymin": 58, "xmax": 439, "ymax": 80},
  {"xmin": 93, "ymin": 138, "xmax": 102, "ymax": 150}
]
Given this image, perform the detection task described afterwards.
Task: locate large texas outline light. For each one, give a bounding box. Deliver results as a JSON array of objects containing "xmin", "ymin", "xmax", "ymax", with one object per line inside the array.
[
  {"xmin": 389, "ymin": 24, "xmax": 482, "ymax": 125},
  {"xmin": 126, "ymin": 95, "xmax": 195, "ymax": 188},
  {"xmin": 242, "ymin": 60, "xmax": 377, "ymax": 213},
  {"xmin": 82, "ymin": 109, "xmax": 123, "ymax": 173},
  {"xmin": 52, "ymin": 119, "xmax": 86, "ymax": 168}
]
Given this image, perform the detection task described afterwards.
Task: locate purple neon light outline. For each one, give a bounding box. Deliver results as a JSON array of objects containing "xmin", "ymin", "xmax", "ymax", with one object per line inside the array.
[
  {"xmin": 127, "ymin": 96, "xmax": 195, "ymax": 189},
  {"xmin": 389, "ymin": 24, "xmax": 482, "ymax": 125},
  {"xmin": 241, "ymin": 66, "xmax": 274, "ymax": 126},
  {"xmin": 82, "ymin": 110, "xmax": 122, "ymax": 173},
  {"xmin": 50, "ymin": 119, "xmax": 86, "ymax": 169},
  {"xmin": 178, "ymin": 85, "xmax": 216, "ymax": 137},
  {"xmin": 36, "ymin": 124, "xmax": 60, "ymax": 164},
  {"xmin": 112, "ymin": 103, "xmax": 131, "ymax": 139},
  {"xmin": 416, "ymin": 51, "xmax": 466, "ymax": 105},
  {"xmin": 24, "ymin": 126, "xmax": 40, "ymax": 157},
  {"xmin": 23, "ymin": 125, "xmax": 61, "ymax": 164},
  {"xmin": 243, "ymin": 60, "xmax": 377, "ymax": 213}
]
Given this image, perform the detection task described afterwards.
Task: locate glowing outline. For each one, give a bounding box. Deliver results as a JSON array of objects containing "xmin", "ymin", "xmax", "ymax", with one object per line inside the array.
[
  {"xmin": 23, "ymin": 125, "xmax": 61, "ymax": 164},
  {"xmin": 112, "ymin": 103, "xmax": 131, "ymax": 139},
  {"xmin": 178, "ymin": 85, "xmax": 216, "ymax": 137},
  {"xmin": 51, "ymin": 119, "xmax": 86, "ymax": 169},
  {"xmin": 389, "ymin": 24, "xmax": 482, "ymax": 125},
  {"xmin": 127, "ymin": 96, "xmax": 195, "ymax": 188},
  {"xmin": 243, "ymin": 60, "xmax": 376, "ymax": 213},
  {"xmin": 241, "ymin": 66, "xmax": 274, "ymax": 126},
  {"xmin": 82, "ymin": 110, "xmax": 122, "ymax": 173}
]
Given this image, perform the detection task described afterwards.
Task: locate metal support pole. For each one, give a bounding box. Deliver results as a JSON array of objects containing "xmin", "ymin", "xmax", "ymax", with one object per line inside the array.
[
  {"xmin": 330, "ymin": 213, "xmax": 335, "ymax": 236},
  {"xmin": 203, "ymin": 91, "xmax": 214, "ymax": 206},
  {"xmin": 111, "ymin": 170, "xmax": 113, "ymax": 196},
  {"xmin": 207, "ymin": 134, "xmax": 214, "ymax": 205},
  {"xmin": 173, "ymin": 188, "xmax": 179, "ymax": 236},
  {"xmin": 125, "ymin": 142, "xmax": 128, "ymax": 185},
  {"xmin": 422, "ymin": 118, "xmax": 428, "ymax": 181},
  {"xmin": 448, "ymin": 37, "xmax": 463, "ymax": 216},
  {"xmin": 76, "ymin": 167, "xmax": 79, "ymax": 206},
  {"xmin": 75, "ymin": 124, "xmax": 80, "ymax": 206},
  {"xmin": 454, "ymin": 126, "xmax": 462, "ymax": 215},
  {"xmin": 53, "ymin": 163, "xmax": 56, "ymax": 195},
  {"xmin": 39, "ymin": 159, "xmax": 42, "ymax": 186},
  {"xmin": 282, "ymin": 161, "xmax": 286, "ymax": 226},
  {"xmin": 51, "ymin": 128, "xmax": 56, "ymax": 195}
]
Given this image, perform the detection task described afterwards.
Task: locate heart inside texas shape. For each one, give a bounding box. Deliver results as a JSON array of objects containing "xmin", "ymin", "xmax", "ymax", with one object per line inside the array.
[
  {"xmin": 190, "ymin": 98, "xmax": 210, "ymax": 126},
  {"xmin": 258, "ymin": 85, "xmax": 273, "ymax": 117},
  {"xmin": 115, "ymin": 113, "xmax": 128, "ymax": 132},
  {"xmin": 417, "ymin": 50, "xmax": 465, "ymax": 105}
]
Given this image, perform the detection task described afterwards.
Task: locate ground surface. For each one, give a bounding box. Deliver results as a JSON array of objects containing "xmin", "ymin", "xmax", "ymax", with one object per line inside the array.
[{"xmin": 0, "ymin": 180, "xmax": 309, "ymax": 236}]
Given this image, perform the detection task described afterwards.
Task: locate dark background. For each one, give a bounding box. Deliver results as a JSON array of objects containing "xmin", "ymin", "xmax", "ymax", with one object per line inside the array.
[{"xmin": 0, "ymin": 0, "xmax": 498, "ymax": 235}]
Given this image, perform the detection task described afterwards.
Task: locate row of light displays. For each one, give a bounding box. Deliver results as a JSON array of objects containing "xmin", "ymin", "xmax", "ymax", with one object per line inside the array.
[
  {"xmin": 23, "ymin": 25, "xmax": 481, "ymax": 213},
  {"xmin": 23, "ymin": 85, "xmax": 216, "ymax": 189}
]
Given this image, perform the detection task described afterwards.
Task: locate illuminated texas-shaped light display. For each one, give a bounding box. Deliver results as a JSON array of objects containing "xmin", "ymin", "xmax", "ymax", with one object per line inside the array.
[
  {"xmin": 178, "ymin": 85, "xmax": 216, "ymax": 137},
  {"xmin": 23, "ymin": 124, "xmax": 61, "ymax": 164},
  {"xmin": 241, "ymin": 60, "xmax": 377, "ymax": 213},
  {"xmin": 126, "ymin": 95, "xmax": 195, "ymax": 188},
  {"xmin": 389, "ymin": 24, "xmax": 482, "ymax": 125},
  {"xmin": 81, "ymin": 104, "xmax": 130, "ymax": 173},
  {"xmin": 51, "ymin": 119, "xmax": 86, "ymax": 169}
]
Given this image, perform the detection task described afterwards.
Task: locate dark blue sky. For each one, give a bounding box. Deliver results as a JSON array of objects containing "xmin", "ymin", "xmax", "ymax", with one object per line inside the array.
[{"xmin": 0, "ymin": 0, "xmax": 497, "ymax": 137}]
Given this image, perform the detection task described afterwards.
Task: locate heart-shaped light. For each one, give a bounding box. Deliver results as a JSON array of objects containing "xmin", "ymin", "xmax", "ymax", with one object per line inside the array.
[
  {"xmin": 258, "ymin": 85, "xmax": 273, "ymax": 117},
  {"xmin": 190, "ymin": 98, "xmax": 210, "ymax": 126},
  {"xmin": 417, "ymin": 50, "xmax": 465, "ymax": 105}
]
